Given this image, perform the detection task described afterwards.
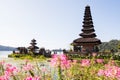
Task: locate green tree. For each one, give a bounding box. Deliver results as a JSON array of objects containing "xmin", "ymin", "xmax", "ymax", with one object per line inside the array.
[{"xmin": 98, "ymin": 39, "xmax": 119, "ymax": 52}]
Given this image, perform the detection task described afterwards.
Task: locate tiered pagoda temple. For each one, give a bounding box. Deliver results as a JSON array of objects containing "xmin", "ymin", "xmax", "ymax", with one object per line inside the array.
[
  {"xmin": 73, "ymin": 5, "xmax": 101, "ymax": 53},
  {"xmin": 28, "ymin": 39, "xmax": 39, "ymax": 53}
]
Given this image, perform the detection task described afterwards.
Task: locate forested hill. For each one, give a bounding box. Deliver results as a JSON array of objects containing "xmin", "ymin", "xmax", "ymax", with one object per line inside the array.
[
  {"xmin": 98, "ymin": 39, "xmax": 120, "ymax": 52},
  {"xmin": 0, "ymin": 45, "xmax": 16, "ymax": 51}
]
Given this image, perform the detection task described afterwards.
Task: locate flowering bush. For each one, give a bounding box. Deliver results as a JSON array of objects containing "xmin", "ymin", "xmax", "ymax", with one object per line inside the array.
[
  {"xmin": 51, "ymin": 54, "xmax": 71, "ymax": 69},
  {"xmin": 1, "ymin": 54, "xmax": 120, "ymax": 80},
  {"xmin": 81, "ymin": 59, "xmax": 90, "ymax": 66},
  {"xmin": 0, "ymin": 60, "xmax": 51, "ymax": 80}
]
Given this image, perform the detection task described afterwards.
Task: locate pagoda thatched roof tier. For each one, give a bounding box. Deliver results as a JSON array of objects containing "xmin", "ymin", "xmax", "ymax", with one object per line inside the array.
[
  {"xmin": 73, "ymin": 38, "xmax": 101, "ymax": 45},
  {"xmin": 28, "ymin": 46, "xmax": 39, "ymax": 49},
  {"xmin": 30, "ymin": 43, "xmax": 37, "ymax": 45},
  {"xmin": 83, "ymin": 20, "xmax": 93, "ymax": 24},
  {"xmin": 31, "ymin": 39, "xmax": 36, "ymax": 42},
  {"xmin": 83, "ymin": 17, "xmax": 92, "ymax": 20},
  {"xmin": 82, "ymin": 28, "xmax": 95, "ymax": 32},
  {"xmin": 82, "ymin": 24, "xmax": 94, "ymax": 28},
  {"xmin": 80, "ymin": 33, "xmax": 96, "ymax": 38}
]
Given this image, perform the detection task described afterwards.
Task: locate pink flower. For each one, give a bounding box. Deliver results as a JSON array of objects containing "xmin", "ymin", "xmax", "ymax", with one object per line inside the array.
[
  {"xmin": 51, "ymin": 54, "xmax": 59, "ymax": 67},
  {"xmin": 59, "ymin": 54, "xmax": 67, "ymax": 61},
  {"xmin": 0, "ymin": 60, "xmax": 5, "ymax": 66},
  {"xmin": 98, "ymin": 64, "xmax": 120, "ymax": 78},
  {"xmin": 51, "ymin": 54, "xmax": 70, "ymax": 69},
  {"xmin": 98, "ymin": 69, "xmax": 104, "ymax": 76},
  {"xmin": 60, "ymin": 59, "xmax": 71, "ymax": 69},
  {"xmin": 25, "ymin": 59, "xmax": 30, "ymax": 64},
  {"xmin": 96, "ymin": 59, "xmax": 104, "ymax": 63},
  {"xmin": 116, "ymin": 68, "xmax": 120, "ymax": 79},
  {"xmin": 5, "ymin": 64, "xmax": 19, "ymax": 76},
  {"xmin": 23, "ymin": 63, "xmax": 34, "ymax": 71},
  {"xmin": 6, "ymin": 66, "xmax": 17, "ymax": 73},
  {"xmin": 6, "ymin": 64, "xmax": 12, "ymax": 67},
  {"xmin": 104, "ymin": 69, "xmax": 114, "ymax": 77},
  {"xmin": 41, "ymin": 67, "xmax": 47, "ymax": 72},
  {"xmin": 25, "ymin": 76, "xmax": 40, "ymax": 80},
  {"xmin": 0, "ymin": 75, "xmax": 9, "ymax": 80},
  {"xmin": 81, "ymin": 59, "xmax": 90, "ymax": 66},
  {"xmin": 73, "ymin": 60, "xmax": 77, "ymax": 63},
  {"xmin": 92, "ymin": 52, "xmax": 97, "ymax": 57},
  {"xmin": 108, "ymin": 60, "xmax": 115, "ymax": 65}
]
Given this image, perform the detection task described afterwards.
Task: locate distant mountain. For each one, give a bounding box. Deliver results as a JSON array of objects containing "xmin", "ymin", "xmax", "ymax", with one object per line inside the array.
[{"xmin": 0, "ymin": 45, "xmax": 17, "ymax": 51}]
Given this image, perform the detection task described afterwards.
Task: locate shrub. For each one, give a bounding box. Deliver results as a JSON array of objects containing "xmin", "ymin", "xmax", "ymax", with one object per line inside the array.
[{"xmin": 8, "ymin": 53, "xmax": 46, "ymax": 60}]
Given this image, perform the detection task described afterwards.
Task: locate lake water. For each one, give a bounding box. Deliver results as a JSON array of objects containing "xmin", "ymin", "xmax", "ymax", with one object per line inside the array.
[{"xmin": 0, "ymin": 51, "xmax": 12, "ymax": 58}]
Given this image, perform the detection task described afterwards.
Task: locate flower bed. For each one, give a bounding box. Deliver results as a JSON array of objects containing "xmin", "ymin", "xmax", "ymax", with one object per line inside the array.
[{"xmin": 1, "ymin": 54, "xmax": 120, "ymax": 80}]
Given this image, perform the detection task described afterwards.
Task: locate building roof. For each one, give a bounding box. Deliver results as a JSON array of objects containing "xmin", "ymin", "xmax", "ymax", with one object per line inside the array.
[
  {"xmin": 80, "ymin": 33, "xmax": 96, "ymax": 38},
  {"xmin": 28, "ymin": 46, "xmax": 39, "ymax": 49},
  {"xmin": 74, "ymin": 38, "xmax": 101, "ymax": 44}
]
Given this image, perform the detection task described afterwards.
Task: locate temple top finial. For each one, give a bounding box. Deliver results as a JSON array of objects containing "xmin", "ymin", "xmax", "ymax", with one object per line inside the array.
[{"xmin": 86, "ymin": 5, "xmax": 90, "ymax": 7}]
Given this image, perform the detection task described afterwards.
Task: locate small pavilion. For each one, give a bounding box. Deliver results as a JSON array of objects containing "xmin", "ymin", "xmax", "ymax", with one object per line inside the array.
[{"xmin": 72, "ymin": 5, "xmax": 101, "ymax": 53}]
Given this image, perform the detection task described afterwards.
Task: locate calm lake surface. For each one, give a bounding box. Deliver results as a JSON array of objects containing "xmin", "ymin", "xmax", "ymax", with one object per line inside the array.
[{"xmin": 0, "ymin": 51, "xmax": 12, "ymax": 58}]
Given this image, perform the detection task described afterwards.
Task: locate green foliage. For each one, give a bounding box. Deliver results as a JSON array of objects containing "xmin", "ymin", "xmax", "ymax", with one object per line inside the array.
[
  {"xmin": 67, "ymin": 53, "xmax": 120, "ymax": 61},
  {"xmin": 99, "ymin": 39, "xmax": 120, "ymax": 52},
  {"xmin": 8, "ymin": 53, "xmax": 46, "ymax": 60}
]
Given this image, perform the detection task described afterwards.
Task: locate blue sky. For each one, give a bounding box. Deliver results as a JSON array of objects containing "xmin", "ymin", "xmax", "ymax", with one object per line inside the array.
[{"xmin": 0, "ymin": 0, "xmax": 120, "ymax": 50}]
